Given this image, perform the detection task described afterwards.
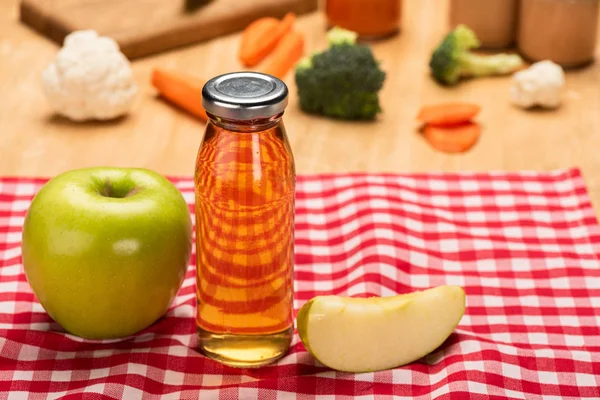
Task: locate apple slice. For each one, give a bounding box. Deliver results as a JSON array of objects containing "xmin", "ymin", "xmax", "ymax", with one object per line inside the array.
[{"xmin": 297, "ymin": 285, "xmax": 466, "ymax": 372}]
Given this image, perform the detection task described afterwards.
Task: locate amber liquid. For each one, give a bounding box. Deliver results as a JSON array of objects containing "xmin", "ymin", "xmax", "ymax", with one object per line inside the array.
[
  {"xmin": 326, "ymin": 0, "xmax": 401, "ymax": 38},
  {"xmin": 194, "ymin": 115, "xmax": 295, "ymax": 367}
]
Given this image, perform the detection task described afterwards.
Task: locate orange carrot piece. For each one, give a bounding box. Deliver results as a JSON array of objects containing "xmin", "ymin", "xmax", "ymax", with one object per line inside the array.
[
  {"xmin": 239, "ymin": 13, "xmax": 296, "ymax": 67},
  {"xmin": 423, "ymin": 122, "xmax": 481, "ymax": 153},
  {"xmin": 151, "ymin": 68, "xmax": 208, "ymax": 121},
  {"xmin": 417, "ymin": 103, "xmax": 481, "ymax": 126},
  {"xmin": 260, "ymin": 30, "xmax": 304, "ymax": 80},
  {"xmin": 239, "ymin": 18, "xmax": 279, "ymax": 66}
]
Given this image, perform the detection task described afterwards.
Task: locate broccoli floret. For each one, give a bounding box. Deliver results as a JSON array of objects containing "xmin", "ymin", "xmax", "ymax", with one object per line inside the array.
[
  {"xmin": 327, "ymin": 26, "xmax": 358, "ymax": 46},
  {"xmin": 429, "ymin": 24, "xmax": 525, "ymax": 85},
  {"xmin": 295, "ymin": 27, "xmax": 386, "ymax": 120}
]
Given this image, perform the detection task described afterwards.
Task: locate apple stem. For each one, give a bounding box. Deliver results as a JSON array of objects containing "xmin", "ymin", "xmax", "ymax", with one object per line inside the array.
[
  {"xmin": 99, "ymin": 179, "xmax": 140, "ymax": 199},
  {"xmin": 100, "ymin": 180, "xmax": 115, "ymax": 198}
]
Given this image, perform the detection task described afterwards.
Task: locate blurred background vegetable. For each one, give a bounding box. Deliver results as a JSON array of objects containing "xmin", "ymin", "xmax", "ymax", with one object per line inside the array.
[
  {"xmin": 418, "ymin": 102, "xmax": 482, "ymax": 154},
  {"xmin": 510, "ymin": 60, "xmax": 565, "ymax": 110},
  {"xmin": 41, "ymin": 30, "xmax": 137, "ymax": 122},
  {"xmin": 295, "ymin": 27, "xmax": 386, "ymax": 120},
  {"xmin": 429, "ymin": 25, "xmax": 524, "ymax": 86},
  {"xmin": 424, "ymin": 122, "xmax": 481, "ymax": 154},
  {"xmin": 417, "ymin": 103, "xmax": 480, "ymax": 126},
  {"xmin": 239, "ymin": 13, "xmax": 296, "ymax": 67},
  {"xmin": 260, "ymin": 30, "xmax": 305, "ymax": 79},
  {"xmin": 151, "ymin": 69, "xmax": 208, "ymax": 121}
]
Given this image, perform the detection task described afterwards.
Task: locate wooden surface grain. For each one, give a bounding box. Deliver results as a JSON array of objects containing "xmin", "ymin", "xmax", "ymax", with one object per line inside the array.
[
  {"xmin": 1, "ymin": 0, "xmax": 600, "ymax": 212},
  {"xmin": 19, "ymin": 0, "xmax": 318, "ymax": 59}
]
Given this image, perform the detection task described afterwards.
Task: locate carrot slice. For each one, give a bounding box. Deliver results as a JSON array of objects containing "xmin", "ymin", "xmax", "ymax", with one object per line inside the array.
[
  {"xmin": 239, "ymin": 13, "xmax": 296, "ymax": 67},
  {"xmin": 417, "ymin": 103, "xmax": 481, "ymax": 126},
  {"xmin": 151, "ymin": 68, "xmax": 208, "ymax": 121},
  {"xmin": 239, "ymin": 18, "xmax": 279, "ymax": 67},
  {"xmin": 260, "ymin": 30, "xmax": 304, "ymax": 80},
  {"xmin": 423, "ymin": 122, "xmax": 481, "ymax": 153}
]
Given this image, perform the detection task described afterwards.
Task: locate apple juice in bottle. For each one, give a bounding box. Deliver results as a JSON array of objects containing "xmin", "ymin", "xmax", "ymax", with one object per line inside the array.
[{"xmin": 195, "ymin": 72, "xmax": 295, "ymax": 367}]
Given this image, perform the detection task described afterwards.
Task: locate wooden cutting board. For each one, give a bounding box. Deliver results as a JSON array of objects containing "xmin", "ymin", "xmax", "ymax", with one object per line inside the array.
[{"xmin": 19, "ymin": 0, "xmax": 318, "ymax": 59}]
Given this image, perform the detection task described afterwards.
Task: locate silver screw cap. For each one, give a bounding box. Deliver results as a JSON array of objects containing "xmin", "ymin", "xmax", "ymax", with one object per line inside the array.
[{"xmin": 202, "ymin": 72, "xmax": 289, "ymax": 120}]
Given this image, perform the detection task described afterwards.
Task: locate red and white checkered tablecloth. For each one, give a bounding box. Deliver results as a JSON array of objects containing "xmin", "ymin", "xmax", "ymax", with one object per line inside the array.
[{"xmin": 1, "ymin": 168, "xmax": 599, "ymax": 399}]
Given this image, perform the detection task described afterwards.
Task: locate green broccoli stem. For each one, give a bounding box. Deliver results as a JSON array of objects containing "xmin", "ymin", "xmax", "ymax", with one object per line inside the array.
[{"xmin": 458, "ymin": 53, "xmax": 524, "ymax": 77}]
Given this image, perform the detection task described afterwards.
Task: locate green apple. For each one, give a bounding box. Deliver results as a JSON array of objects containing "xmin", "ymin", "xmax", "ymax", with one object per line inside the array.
[
  {"xmin": 22, "ymin": 167, "xmax": 192, "ymax": 340},
  {"xmin": 297, "ymin": 285, "xmax": 466, "ymax": 372}
]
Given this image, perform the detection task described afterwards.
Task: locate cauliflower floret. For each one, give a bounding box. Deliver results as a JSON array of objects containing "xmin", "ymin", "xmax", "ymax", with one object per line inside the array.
[
  {"xmin": 510, "ymin": 60, "xmax": 565, "ymax": 109},
  {"xmin": 42, "ymin": 30, "xmax": 137, "ymax": 121}
]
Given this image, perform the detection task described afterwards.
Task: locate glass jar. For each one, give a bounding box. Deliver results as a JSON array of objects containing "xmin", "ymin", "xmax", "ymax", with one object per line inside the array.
[
  {"xmin": 326, "ymin": 0, "xmax": 402, "ymax": 39},
  {"xmin": 517, "ymin": 0, "xmax": 600, "ymax": 67},
  {"xmin": 449, "ymin": 0, "xmax": 518, "ymax": 48},
  {"xmin": 195, "ymin": 72, "xmax": 295, "ymax": 367}
]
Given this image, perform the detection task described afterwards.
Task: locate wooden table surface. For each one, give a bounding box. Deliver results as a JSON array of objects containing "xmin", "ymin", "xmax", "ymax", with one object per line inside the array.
[{"xmin": 2, "ymin": 0, "xmax": 600, "ymax": 211}]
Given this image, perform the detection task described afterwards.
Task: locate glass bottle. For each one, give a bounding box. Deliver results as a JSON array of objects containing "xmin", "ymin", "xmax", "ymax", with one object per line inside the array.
[
  {"xmin": 517, "ymin": 0, "xmax": 599, "ymax": 67},
  {"xmin": 195, "ymin": 72, "xmax": 295, "ymax": 367},
  {"xmin": 449, "ymin": 0, "xmax": 518, "ymax": 49},
  {"xmin": 325, "ymin": 0, "xmax": 402, "ymax": 39}
]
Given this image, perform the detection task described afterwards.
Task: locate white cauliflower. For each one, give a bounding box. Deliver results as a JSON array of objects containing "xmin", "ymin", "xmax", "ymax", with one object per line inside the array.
[
  {"xmin": 510, "ymin": 60, "xmax": 565, "ymax": 109},
  {"xmin": 42, "ymin": 30, "xmax": 137, "ymax": 121}
]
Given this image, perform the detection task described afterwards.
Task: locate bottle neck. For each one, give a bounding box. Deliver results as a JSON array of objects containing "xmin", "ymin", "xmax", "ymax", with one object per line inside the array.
[{"xmin": 207, "ymin": 112, "xmax": 284, "ymax": 133}]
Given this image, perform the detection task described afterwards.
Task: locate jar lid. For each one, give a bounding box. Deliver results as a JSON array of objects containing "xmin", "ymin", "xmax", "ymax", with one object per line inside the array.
[{"xmin": 202, "ymin": 72, "xmax": 288, "ymax": 120}]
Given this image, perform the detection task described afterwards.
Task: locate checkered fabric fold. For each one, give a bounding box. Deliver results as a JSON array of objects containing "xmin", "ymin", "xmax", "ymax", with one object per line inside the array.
[{"xmin": 1, "ymin": 168, "xmax": 599, "ymax": 399}]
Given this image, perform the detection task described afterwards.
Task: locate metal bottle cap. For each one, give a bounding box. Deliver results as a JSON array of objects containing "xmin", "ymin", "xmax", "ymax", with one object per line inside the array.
[{"xmin": 202, "ymin": 72, "xmax": 289, "ymax": 120}]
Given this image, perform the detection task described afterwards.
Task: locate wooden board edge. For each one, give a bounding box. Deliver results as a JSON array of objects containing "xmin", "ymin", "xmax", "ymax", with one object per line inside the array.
[
  {"xmin": 19, "ymin": 0, "xmax": 75, "ymax": 48},
  {"xmin": 121, "ymin": 0, "xmax": 319, "ymax": 59}
]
